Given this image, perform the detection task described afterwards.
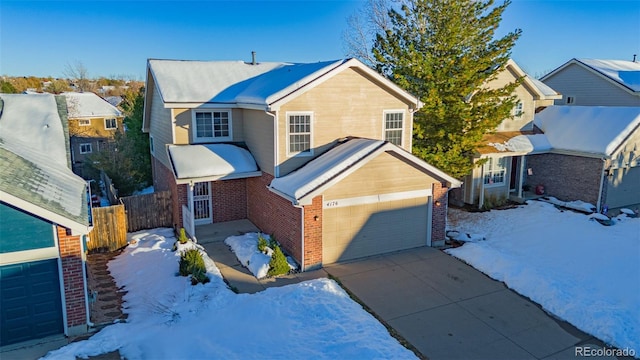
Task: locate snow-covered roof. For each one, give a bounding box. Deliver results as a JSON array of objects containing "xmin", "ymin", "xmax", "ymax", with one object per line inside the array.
[
  {"xmin": 577, "ymin": 59, "xmax": 640, "ymax": 92},
  {"xmin": 0, "ymin": 93, "xmax": 90, "ymax": 231},
  {"xmin": 505, "ymin": 59, "xmax": 561, "ymax": 100},
  {"xmin": 63, "ymin": 92, "xmax": 122, "ymax": 118},
  {"xmin": 147, "ymin": 58, "xmax": 421, "ymax": 109},
  {"xmin": 489, "ymin": 134, "xmax": 552, "ymax": 154},
  {"xmin": 534, "ymin": 106, "xmax": 640, "ymax": 156},
  {"xmin": 529, "ymin": 77, "xmax": 561, "ymax": 98},
  {"xmin": 168, "ymin": 144, "xmax": 259, "ymax": 182},
  {"xmin": 269, "ymin": 138, "xmax": 461, "ymax": 205}
]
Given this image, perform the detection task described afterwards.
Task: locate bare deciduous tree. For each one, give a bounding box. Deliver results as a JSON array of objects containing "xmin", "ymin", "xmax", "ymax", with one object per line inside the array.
[{"xmin": 64, "ymin": 60, "xmax": 93, "ymax": 92}]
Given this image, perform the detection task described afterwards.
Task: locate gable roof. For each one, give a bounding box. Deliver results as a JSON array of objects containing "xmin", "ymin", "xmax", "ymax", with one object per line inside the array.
[
  {"xmin": 504, "ymin": 59, "xmax": 562, "ymax": 100},
  {"xmin": 491, "ymin": 106, "xmax": 640, "ymax": 157},
  {"xmin": 541, "ymin": 58, "xmax": 640, "ymax": 94},
  {"xmin": 0, "ymin": 93, "xmax": 91, "ymax": 233},
  {"xmin": 269, "ymin": 138, "xmax": 461, "ymax": 205},
  {"xmin": 62, "ymin": 92, "xmax": 122, "ymax": 118},
  {"xmin": 146, "ymin": 58, "xmax": 422, "ymax": 111}
]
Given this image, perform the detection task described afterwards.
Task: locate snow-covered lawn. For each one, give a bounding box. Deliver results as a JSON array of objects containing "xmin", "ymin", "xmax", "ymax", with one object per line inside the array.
[
  {"xmin": 446, "ymin": 200, "xmax": 640, "ymax": 352},
  {"xmin": 44, "ymin": 228, "xmax": 415, "ymax": 359}
]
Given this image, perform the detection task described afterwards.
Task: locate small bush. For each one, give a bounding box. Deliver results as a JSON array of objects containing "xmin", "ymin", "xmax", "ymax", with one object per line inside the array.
[
  {"xmin": 268, "ymin": 235, "xmax": 278, "ymax": 249},
  {"xmin": 179, "ymin": 249, "xmax": 209, "ymax": 284},
  {"xmin": 178, "ymin": 228, "xmax": 188, "ymax": 244},
  {"xmin": 267, "ymin": 245, "xmax": 290, "ymax": 277},
  {"xmin": 257, "ymin": 234, "xmax": 268, "ymax": 253}
]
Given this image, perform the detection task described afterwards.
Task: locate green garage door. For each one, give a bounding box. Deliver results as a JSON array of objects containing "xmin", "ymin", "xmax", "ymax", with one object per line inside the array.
[{"xmin": 1, "ymin": 259, "xmax": 64, "ymax": 346}]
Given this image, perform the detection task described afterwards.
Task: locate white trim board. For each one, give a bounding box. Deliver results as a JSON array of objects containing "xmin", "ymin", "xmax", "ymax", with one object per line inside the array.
[{"xmin": 323, "ymin": 189, "xmax": 432, "ymax": 209}]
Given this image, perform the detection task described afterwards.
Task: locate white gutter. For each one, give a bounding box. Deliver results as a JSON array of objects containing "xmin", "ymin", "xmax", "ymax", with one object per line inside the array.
[
  {"xmin": 264, "ymin": 110, "xmax": 279, "ymax": 178},
  {"xmin": 174, "ymin": 171, "xmax": 263, "ymax": 185},
  {"xmin": 81, "ymin": 234, "xmax": 94, "ymax": 328}
]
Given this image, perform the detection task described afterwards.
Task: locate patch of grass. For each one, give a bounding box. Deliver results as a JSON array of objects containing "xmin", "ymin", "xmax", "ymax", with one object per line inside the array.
[{"xmin": 327, "ymin": 274, "xmax": 426, "ymax": 360}]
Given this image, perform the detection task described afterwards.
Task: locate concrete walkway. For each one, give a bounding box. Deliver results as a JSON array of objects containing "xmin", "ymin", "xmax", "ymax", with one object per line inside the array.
[{"xmin": 324, "ymin": 247, "xmax": 614, "ymax": 360}]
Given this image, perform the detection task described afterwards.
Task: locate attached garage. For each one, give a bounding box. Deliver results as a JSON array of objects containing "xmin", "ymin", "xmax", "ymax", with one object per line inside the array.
[
  {"xmin": 605, "ymin": 166, "xmax": 640, "ymax": 209},
  {"xmin": 1, "ymin": 259, "xmax": 64, "ymax": 346},
  {"xmin": 269, "ymin": 138, "xmax": 461, "ymax": 269},
  {"xmin": 323, "ymin": 196, "xmax": 430, "ymax": 264}
]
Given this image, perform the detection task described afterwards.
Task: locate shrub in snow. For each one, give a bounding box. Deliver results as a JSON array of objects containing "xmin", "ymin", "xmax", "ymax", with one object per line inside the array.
[
  {"xmin": 257, "ymin": 234, "xmax": 269, "ymax": 253},
  {"xmin": 179, "ymin": 249, "xmax": 209, "ymax": 285},
  {"xmin": 267, "ymin": 245, "xmax": 290, "ymax": 277},
  {"xmin": 178, "ymin": 228, "xmax": 188, "ymax": 244},
  {"xmin": 268, "ymin": 235, "xmax": 278, "ymax": 249}
]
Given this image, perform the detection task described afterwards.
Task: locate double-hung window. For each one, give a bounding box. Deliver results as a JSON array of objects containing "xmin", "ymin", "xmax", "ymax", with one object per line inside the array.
[
  {"xmin": 80, "ymin": 143, "xmax": 92, "ymax": 154},
  {"xmin": 193, "ymin": 110, "xmax": 232, "ymax": 142},
  {"xmin": 384, "ymin": 111, "xmax": 404, "ymax": 146},
  {"xmin": 483, "ymin": 157, "xmax": 507, "ymax": 186},
  {"xmin": 287, "ymin": 112, "xmax": 312, "ymax": 156},
  {"xmin": 105, "ymin": 118, "xmax": 117, "ymax": 130},
  {"xmin": 512, "ymin": 101, "xmax": 523, "ymax": 118},
  {"xmin": 78, "ymin": 119, "xmax": 91, "ymax": 126}
]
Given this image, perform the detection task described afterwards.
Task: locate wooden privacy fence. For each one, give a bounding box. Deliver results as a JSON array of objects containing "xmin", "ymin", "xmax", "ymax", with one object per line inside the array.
[
  {"xmin": 87, "ymin": 205, "xmax": 128, "ymax": 253},
  {"xmin": 120, "ymin": 191, "xmax": 172, "ymax": 232}
]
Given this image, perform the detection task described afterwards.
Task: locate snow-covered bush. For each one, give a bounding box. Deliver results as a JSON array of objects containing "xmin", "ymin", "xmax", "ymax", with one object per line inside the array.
[
  {"xmin": 267, "ymin": 245, "xmax": 290, "ymax": 277},
  {"xmin": 179, "ymin": 249, "xmax": 209, "ymax": 285}
]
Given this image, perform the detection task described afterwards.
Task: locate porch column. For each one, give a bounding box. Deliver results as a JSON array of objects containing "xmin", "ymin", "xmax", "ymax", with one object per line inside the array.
[{"xmin": 518, "ymin": 156, "xmax": 526, "ymax": 199}]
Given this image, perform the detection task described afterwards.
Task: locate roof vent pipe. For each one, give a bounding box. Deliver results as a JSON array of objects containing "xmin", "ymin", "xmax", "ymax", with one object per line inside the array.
[
  {"xmin": 633, "ymin": 54, "xmax": 637, "ymax": 62},
  {"xmin": 252, "ymin": 51, "xmax": 256, "ymax": 65}
]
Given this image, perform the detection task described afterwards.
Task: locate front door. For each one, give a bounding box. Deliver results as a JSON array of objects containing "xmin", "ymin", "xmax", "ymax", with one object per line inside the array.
[{"xmin": 193, "ymin": 182, "xmax": 212, "ymax": 225}]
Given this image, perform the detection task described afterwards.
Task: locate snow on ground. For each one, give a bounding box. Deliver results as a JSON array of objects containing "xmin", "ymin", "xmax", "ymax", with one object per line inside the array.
[
  {"xmin": 225, "ymin": 232, "xmax": 297, "ymax": 279},
  {"xmin": 44, "ymin": 228, "xmax": 415, "ymax": 360},
  {"xmin": 446, "ymin": 200, "xmax": 640, "ymax": 352}
]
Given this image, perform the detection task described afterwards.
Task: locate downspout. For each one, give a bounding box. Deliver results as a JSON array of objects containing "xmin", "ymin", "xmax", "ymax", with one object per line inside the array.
[
  {"xmin": 265, "ymin": 110, "xmax": 279, "ymax": 178},
  {"xmin": 596, "ymin": 158, "xmax": 607, "ymax": 213},
  {"xmin": 300, "ymin": 205, "xmax": 306, "ymax": 271},
  {"xmin": 81, "ymin": 234, "xmax": 94, "ymax": 328},
  {"xmin": 518, "ymin": 156, "xmax": 525, "ymax": 199},
  {"xmin": 478, "ymin": 163, "xmax": 485, "ymax": 209}
]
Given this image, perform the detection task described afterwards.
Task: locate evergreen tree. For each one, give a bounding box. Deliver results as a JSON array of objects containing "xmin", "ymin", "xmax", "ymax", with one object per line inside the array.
[
  {"xmin": 0, "ymin": 80, "xmax": 18, "ymax": 93},
  {"xmin": 373, "ymin": 0, "xmax": 521, "ymax": 178}
]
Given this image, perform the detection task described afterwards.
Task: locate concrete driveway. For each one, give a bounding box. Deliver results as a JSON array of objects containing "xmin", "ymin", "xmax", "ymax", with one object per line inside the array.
[{"xmin": 324, "ymin": 246, "xmax": 613, "ymax": 360}]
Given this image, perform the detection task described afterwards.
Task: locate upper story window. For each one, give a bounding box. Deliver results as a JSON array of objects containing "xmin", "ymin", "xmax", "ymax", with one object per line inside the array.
[
  {"xmin": 512, "ymin": 101, "xmax": 523, "ymax": 118},
  {"xmin": 287, "ymin": 112, "xmax": 313, "ymax": 156},
  {"xmin": 483, "ymin": 157, "xmax": 507, "ymax": 186},
  {"xmin": 193, "ymin": 110, "xmax": 232, "ymax": 142},
  {"xmin": 78, "ymin": 119, "xmax": 91, "ymax": 126},
  {"xmin": 149, "ymin": 135, "xmax": 155, "ymax": 154},
  {"xmin": 80, "ymin": 143, "xmax": 92, "ymax": 154},
  {"xmin": 384, "ymin": 111, "xmax": 404, "ymax": 146},
  {"xmin": 105, "ymin": 118, "xmax": 117, "ymax": 130}
]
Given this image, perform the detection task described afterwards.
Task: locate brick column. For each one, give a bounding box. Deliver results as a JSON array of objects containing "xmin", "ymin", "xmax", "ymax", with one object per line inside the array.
[
  {"xmin": 303, "ymin": 196, "xmax": 323, "ymax": 270},
  {"xmin": 56, "ymin": 226, "xmax": 88, "ymax": 336},
  {"xmin": 431, "ymin": 182, "xmax": 449, "ymax": 244}
]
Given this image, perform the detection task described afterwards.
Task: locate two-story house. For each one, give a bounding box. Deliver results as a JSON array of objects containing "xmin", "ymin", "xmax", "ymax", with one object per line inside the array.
[
  {"xmin": 63, "ymin": 92, "xmax": 124, "ymax": 177},
  {"xmin": 451, "ymin": 59, "xmax": 562, "ymax": 208},
  {"xmin": 540, "ymin": 58, "xmax": 640, "ymax": 106},
  {"xmin": 143, "ymin": 57, "xmax": 461, "ymax": 270},
  {"xmin": 0, "ymin": 93, "xmax": 92, "ymax": 346}
]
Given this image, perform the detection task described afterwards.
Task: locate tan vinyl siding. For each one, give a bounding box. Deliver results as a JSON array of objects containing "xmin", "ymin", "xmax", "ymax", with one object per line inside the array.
[
  {"xmin": 149, "ymin": 84, "xmax": 174, "ymax": 169},
  {"xmin": 323, "ymin": 151, "xmax": 438, "ymax": 201},
  {"xmin": 277, "ymin": 67, "xmax": 414, "ymax": 176},
  {"xmin": 472, "ymin": 156, "xmax": 512, "ymax": 204},
  {"xmin": 174, "ymin": 108, "xmax": 245, "ymax": 144},
  {"xmin": 544, "ymin": 63, "xmax": 639, "ymax": 106},
  {"xmin": 610, "ymin": 126, "xmax": 640, "ymax": 169},
  {"xmin": 242, "ymin": 109, "xmax": 275, "ymax": 175},
  {"xmin": 486, "ymin": 66, "xmax": 536, "ymax": 132},
  {"xmin": 68, "ymin": 117, "xmax": 124, "ymax": 139}
]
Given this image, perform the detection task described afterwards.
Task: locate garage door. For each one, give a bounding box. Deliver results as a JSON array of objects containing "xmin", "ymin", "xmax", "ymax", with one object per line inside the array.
[
  {"xmin": 606, "ymin": 166, "xmax": 640, "ymax": 209},
  {"xmin": 322, "ymin": 196, "xmax": 430, "ymax": 264},
  {"xmin": 1, "ymin": 259, "xmax": 64, "ymax": 346}
]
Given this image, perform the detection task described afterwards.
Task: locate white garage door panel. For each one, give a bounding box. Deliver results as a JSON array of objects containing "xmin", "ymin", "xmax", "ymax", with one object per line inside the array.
[
  {"xmin": 323, "ymin": 197, "xmax": 429, "ymax": 264},
  {"xmin": 606, "ymin": 167, "xmax": 640, "ymax": 209}
]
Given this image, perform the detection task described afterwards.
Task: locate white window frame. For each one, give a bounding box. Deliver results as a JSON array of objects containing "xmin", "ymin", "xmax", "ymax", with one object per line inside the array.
[
  {"xmin": 512, "ymin": 101, "xmax": 523, "ymax": 118},
  {"xmin": 191, "ymin": 110, "xmax": 233, "ymax": 143},
  {"xmin": 105, "ymin": 118, "xmax": 117, "ymax": 130},
  {"xmin": 78, "ymin": 119, "xmax": 91, "ymax": 126},
  {"xmin": 482, "ymin": 157, "xmax": 507, "ymax": 187},
  {"xmin": 286, "ymin": 111, "xmax": 313, "ymax": 157},
  {"xmin": 566, "ymin": 96, "xmax": 575, "ymax": 105},
  {"xmin": 383, "ymin": 110, "xmax": 405, "ymax": 147},
  {"xmin": 79, "ymin": 143, "xmax": 92, "ymax": 154},
  {"xmin": 149, "ymin": 135, "xmax": 155, "ymax": 154}
]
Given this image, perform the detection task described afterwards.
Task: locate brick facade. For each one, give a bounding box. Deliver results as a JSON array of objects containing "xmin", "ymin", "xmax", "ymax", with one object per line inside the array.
[
  {"xmin": 526, "ymin": 153, "xmax": 604, "ymax": 206},
  {"xmin": 302, "ymin": 196, "xmax": 323, "ymax": 270},
  {"xmin": 431, "ymin": 182, "xmax": 449, "ymax": 243},
  {"xmin": 247, "ymin": 173, "xmax": 303, "ymax": 266},
  {"xmin": 212, "ymin": 179, "xmax": 248, "ymax": 222},
  {"xmin": 56, "ymin": 226, "xmax": 88, "ymax": 333}
]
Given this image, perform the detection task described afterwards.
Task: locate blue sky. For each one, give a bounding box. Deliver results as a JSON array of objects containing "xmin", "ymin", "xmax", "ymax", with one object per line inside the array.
[{"xmin": 1, "ymin": 0, "xmax": 638, "ymax": 80}]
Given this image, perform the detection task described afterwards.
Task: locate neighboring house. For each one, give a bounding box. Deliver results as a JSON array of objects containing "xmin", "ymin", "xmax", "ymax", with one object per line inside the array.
[
  {"xmin": 63, "ymin": 92, "xmax": 124, "ymax": 177},
  {"xmin": 0, "ymin": 93, "xmax": 92, "ymax": 346},
  {"xmin": 452, "ymin": 59, "xmax": 562, "ymax": 207},
  {"xmin": 500, "ymin": 106, "xmax": 640, "ymax": 212},
  {"xmin": 143, "ymin": 57, "xmax": 461, "ymax": 270},
  {"xmin": 540, "ymin": 58, "xmax": 640, "ymax": 106}
]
